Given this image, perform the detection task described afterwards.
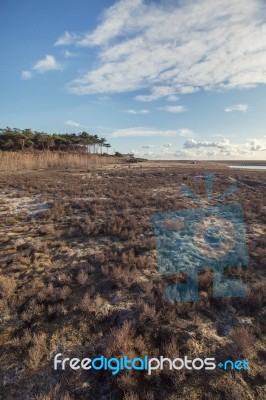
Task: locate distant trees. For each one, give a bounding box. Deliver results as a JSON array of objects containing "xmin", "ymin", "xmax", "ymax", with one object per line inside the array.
[{"xmin": 0, "ymin": 128, "xmax": 111, "ymax": 153}]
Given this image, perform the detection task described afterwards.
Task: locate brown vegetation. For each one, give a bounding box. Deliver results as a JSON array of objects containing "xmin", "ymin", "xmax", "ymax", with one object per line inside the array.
[
  {"xmin": 0, "ymin": 160, "xmax": 265, "ymax": 399},
  {"xmin": 0, "ymin": 151, "xmax": 120, "ymax": 171}
]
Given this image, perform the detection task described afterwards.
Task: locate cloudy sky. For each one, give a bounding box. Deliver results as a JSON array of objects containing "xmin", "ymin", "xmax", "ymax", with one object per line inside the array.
[{"xmin": 1, "ymin": 0, "xmax": 266, "ymax": 159}]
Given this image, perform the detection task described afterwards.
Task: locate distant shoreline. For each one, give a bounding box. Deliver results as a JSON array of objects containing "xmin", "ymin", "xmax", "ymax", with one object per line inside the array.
[{"xmin": 145, "ymin": 160, "xmax": 266, "ymax": 166}]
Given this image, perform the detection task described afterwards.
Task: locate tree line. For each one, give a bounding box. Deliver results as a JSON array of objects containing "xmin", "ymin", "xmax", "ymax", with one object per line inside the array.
[{"xmin": 0, "ymin": 127, "xmax": 111, "ymax": 153}]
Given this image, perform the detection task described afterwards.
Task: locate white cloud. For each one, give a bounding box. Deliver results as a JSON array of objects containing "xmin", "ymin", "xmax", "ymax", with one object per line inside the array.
[
  {"xmin": 33, "ymin": 55, "xmax": 62, "ymax": 73},
  {"xmin": 159, "ymin": 105, "xmax": 186, "ymax": 113},
  {"xmin": 65, "ymin": 120, "xmax": 81, "ymax": 127},
  {"xmin": 178, "ymin": 86, "xmax": 199, "ymax": 94},
  {"xmin": 142, "ymin": 144, "xmax": 154, "ymax": 148},
  {"xmin": 143, "ymin": 151, "xmax": 155, "ymax": 156},
  {"xmin": 179, "ymin": 128, "xmax": 194, "ymax": 137},
  {"xmin": 224, "ymin": 104, "xmax": 250, "ymax": 112},
  {"xmin": 126, "ymin": 109, "xmax": 150, "ymax": 114},
  {"xmin": 182, "ymin": 137, "xmax": 266, "ymax": 158},
  {"xmin": 163, "ymin": 143, "xmax": 172, "ymax": 147},
  {"xmin": 76, "ymin": 1, "xmax": 143, "ymax": 47},
  {"xmin": 184, "ymin": 138, "xmax": 217, "ymax": 149},
  {"xmin": 128, "ymin": 137, "xmax": 266, "ymax": 159},
  {"xmin": 183, "ymin": 137, "xmax": 233, "ymax": 149},
  {"xmin": 136, "ymin": 149, "xmax": 190, "ymax": 160},
  {"xmin": 248, "ymin": 139, "xmax": 266, "ymax": 151},
  {"xmin": 63, "ymin": 0, "xmax": 266, "ymax": 96},
  {"xmin": 55, "ymin": 31, "xmax": 81, "ymax": 46},
  {"xmin": 218, "ymin": 138, "xmax": 231, "ymax": 148},
  {"xmin": 21, "ymin": 70, "xmax": 32, "ymax": 80},
  {"xmin": 132, "ymin": 136, "xmax": 266, "ymax": 160},
  {"xmin": 63, "ymin": 50, "xmax": 78, "ymax": 58},
  {"xmin": 167, "ymin": 95, "xmax": 179, "ymax": 102},
  {"xmin": 135, "ymin": 86, "xmax": 177, "ymax": 102},
  {"xmin": 111, "ymin": 127, "xmax": 180, "ymax": 138}
]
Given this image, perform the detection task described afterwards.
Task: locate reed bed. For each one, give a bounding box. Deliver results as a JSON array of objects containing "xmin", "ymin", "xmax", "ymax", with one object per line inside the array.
[{"xmin": 0, "ymin": 151, "xmax": 117, "ymax": 171}]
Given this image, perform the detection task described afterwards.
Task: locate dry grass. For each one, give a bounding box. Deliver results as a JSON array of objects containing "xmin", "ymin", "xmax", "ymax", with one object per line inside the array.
[
  {"xmin": 35, "ymin": 383, "xmax": 73, "ymax": 400},
  {"xmin": 0, "ymin": 161, "xmax": 265, "ymax": 399},
  {"xmin": 0, "ymin": 151, "xmax": 119, "ymax": 171},
  {"xmin": 106, "ymin": 321, "xmax": 135, "ymax": 358},
  {"xmin": 26, "ymin": 333, "xmax": 47, "ymax": 370},
  {"xmin": 230, "ymin": 326, "xmax": 256, "ymax": 356},
  {"xmin": 0, "ymin": 275, "xmax": 16, "ymax": 299}
]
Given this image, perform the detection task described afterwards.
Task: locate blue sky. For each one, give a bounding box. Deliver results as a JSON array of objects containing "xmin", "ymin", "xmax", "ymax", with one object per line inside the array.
[{"xmin": 1, "ymin": 0, "xmax": 266, "ymax": 159}]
